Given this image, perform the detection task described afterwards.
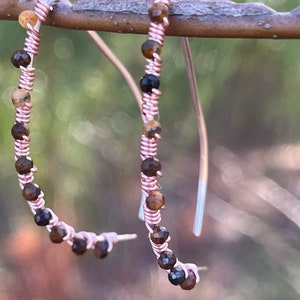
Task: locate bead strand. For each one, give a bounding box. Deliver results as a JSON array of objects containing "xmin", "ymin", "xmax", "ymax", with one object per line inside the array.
[
  {"xmin": 11, "ymin": 0, "xmax": 136, "ymax": 259},
  {"xmin": 140, "ymin": 0, "xmax": 200, "ymax": 289}
]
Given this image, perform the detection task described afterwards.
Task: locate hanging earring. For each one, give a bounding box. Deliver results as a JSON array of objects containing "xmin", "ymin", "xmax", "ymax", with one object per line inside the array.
[{"xmin": 10, "ymin": 0, "xmax": 136, "ymax": 259}]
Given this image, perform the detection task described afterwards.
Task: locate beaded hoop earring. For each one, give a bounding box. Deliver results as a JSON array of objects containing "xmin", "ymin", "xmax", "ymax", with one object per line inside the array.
[{"xmin": 10, "ymin": 0, "xmax": 136, "ymax": 259}]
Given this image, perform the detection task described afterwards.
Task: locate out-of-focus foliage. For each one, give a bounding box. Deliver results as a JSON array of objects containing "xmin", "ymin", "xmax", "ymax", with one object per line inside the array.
[{"xmin": 0, "ymin": 1, "xmax": 299, "ymax": 299}]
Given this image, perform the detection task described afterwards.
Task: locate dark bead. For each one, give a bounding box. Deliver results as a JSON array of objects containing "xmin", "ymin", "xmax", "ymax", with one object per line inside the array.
[
  {"xmin": 11, "ymin": 50, "xmax": 31, "ymax": 68},
  {"xmin": 22, "ymin": 182, "xmax": 41, "ymax": 201},
  {"xmin": 140, "ymin": 74, "xmax": 160, "ymax": 93},
  {"xmin": 15, "ymin": 156, "xmax": 33, "ymax": 174},
  {"xmin": 168, "ymin": 267, "xmax": 186, "ymax": 285},
  {"xmin": 11, "ymin": 123, "xmax": 30, "ymax": 140},
  {"xmin": 141, "ymin": 40, "xmax": 162, "ymax": 59},
  {"xmin": 94, "ymin": 241, "xmax": 109, "ymax": 259},
  {"xmin": 11, "ymin": 88, "xmax": 31, "ymax": 108},
  {"xmin": 143, "ymin": 120, "xmax": 161, "ymax": 139},
  {"xmin": 141, "ymin": 157, "xmax": 161, "ymax": 177},
  {"xmin": 150, "ymin": 225, "xmax": 169, "ymax": 244},
  {"xmin": 146, "ymin": 190, "xmax": 165, "ymax": 210},
  {"xmin": 148, "ymin": 3, "xmax": 169, "ymax": 23},
  {"xmin": 49, "ymin": 226, "xmax": 66, "ymax": 244},
  {"xmin": 34, "ymin": 208, "xmax": 52, "ymax": 226},
  {"xmin": 157, "ymin": 250, "xmax": 177, "ymax": 270},
  {"xmin": 72, "ymin": 238, "xmax": 87, "ymax": 255},
  {"xmin": 180, "ymin": 269, "xmax": 197, "ymax": 290}
]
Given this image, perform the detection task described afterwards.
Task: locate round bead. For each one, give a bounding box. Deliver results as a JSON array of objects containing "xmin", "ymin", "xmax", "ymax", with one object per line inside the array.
[
  {"xmin": 157, "ymin": 250, "xmax": 177, "ymax": 270},
  {"xmin": 72, "ymin": 238, "xmax": 87, "ymax": 255},
  {"xmin": 49, "ymin": 226, "xmax": 66, "ymax": 244},
  {"xmin": 11, "ymin": 123, "xmax": 30, "ymax": 140},
  {"xmin": 148, "ymin": 3, "xmax": 169, "ymax": 23},
  {"xmin": 34, "ymin": 208, "xmax": 52, "ymax": 226},
  {"xmin": 140, "ymin": 74, "xmax": 160, "ymax": 93},
  {"xmin": 150, "ymin": 225, "xmax": 169, "ymax": 244},
  {"xmin": 11, "ymin": 50, "xmax": 31, "ymax": 68},
  {"xmin": 141, "ymin": 157, "xmax": 161, "ymax": 177},
  {"xmin": 141, "ymin": 40, "xmax": 162, "ymax": 59},
  {"xmin": 15, "ymin": 156, "xmax": 33, "ymax": 175},
  {"xmin": 146, "ymin": 190, "xmax": 165, "ymax": 211},
  {"xmin": 11, "ymin": 88, "xmax": 31, "ymax": 108},
  {"xmin": 180, "ymin": 269, "xmax": 197, "ymax": 290},
  {"xmin": 168, "ymin": 267, "xmax": 186, "ymax": 285},
  {"xmin": 143, "ymin": 120, "xmax": 161, "ymax": 139},
  {"xmin": 94, "ymin": 241, "xmax": 109, "ymax": 259},
  {"xmin": 22, "ymin": 182, "xmax": 41, "ymax": 201},
  {"xmin": 18, "ymin": 10, "xmax": 39, "ymax": 29}
]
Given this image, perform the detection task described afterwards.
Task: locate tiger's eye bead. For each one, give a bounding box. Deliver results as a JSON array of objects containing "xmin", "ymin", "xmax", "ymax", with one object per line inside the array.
[
  {"xmin": 22, "ymin": 182, "xmax": 41, "ymax": 201},
  {"xmin": 180, "ymin": 269, "xmax": 197, "ymax": 290},
  {"xmin": 158, "ymin": 250, "xmax": 177, "ymax": 270},
  {"xmin": 11, "ymin": 88, "xmax": 31, "ymax": 108},
  {"xmin": 168, "ymin": 267, "xmax": 186, "ymax": 285},
  {"xmin": 15, "ymin": 156, "xmax": 33, "ymax": 175},
  {"xmin": 140, "ymin": 74, "xmax": 160, "ymax": 93},
  {"xmin": 141, "ymin": 40, "xmax": 162, "ymax": 59},
  {"xmin": 34, "ymin": 208, "xmax": 52, "ymax": 226},
  {"xmin": 49, "ymin": 226, "xmax": 66, "ymax": 244},
  {"xmin": 148, "ymin": 3, "xmax": 169, "ymax": 23},
  {"xmin": 18, "ymin": 10, "xmax": 39, "ymax": 29},
  {"xmin": 11, "ymin": 123, "xmax": 30, "ymax": 140},
  {"xmin": 150, "ymin": 225, "xmax": 169, "ymax": 244},
  {"xmin": 143, "ymin": 120, "xmax": 161, "ymax": 139},
  {"xmin": 94, "ymin": 241, "xmax": 109, "ymax": 259},
  {"xmin": 146, "ymin": 190, "xmax": 165, "ymax": 210},
  {"xmin": 11, "ymin": 50, "xmax": 31, "ymax": 68},
  {"xmin": 141, "ymin": 157, "xmax": 161, "ymax": 177},
  {"xmin": 72, "ymin": 238, "xmax": 87, "ymax": 255}
]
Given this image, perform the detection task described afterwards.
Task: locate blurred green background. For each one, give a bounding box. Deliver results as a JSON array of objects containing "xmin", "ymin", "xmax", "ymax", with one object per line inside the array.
[{"xmin": 0, "ymin": 0, "xmax": 300, "ymax": 299}]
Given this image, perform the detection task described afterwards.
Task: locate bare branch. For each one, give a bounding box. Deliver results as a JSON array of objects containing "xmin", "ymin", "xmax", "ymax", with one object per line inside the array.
[{"xmin": 1, "ymin": 0, "xmax": 300, "ymax": 38}]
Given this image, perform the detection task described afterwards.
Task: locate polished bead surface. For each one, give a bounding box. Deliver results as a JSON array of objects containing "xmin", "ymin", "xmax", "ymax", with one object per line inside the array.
[
  {"xmin": 157, "ymin": 250, "xmax": 177, "ymax": 270},
  {"xmin": 148, "ymin": 3, "xmax": 169, "ymax": 23},
  {"xmin": 15, "ymin": 156, "xmax": 33, "ymax": 174},
  {"xmin": 146, "ymin": 190, "xmax": 165, "ymax": 211},
  {"xmin": 168, "ymin": 267, "xmax": 186, "ymax": 285},
  {"xmin": 11, "ymin": 88, "xmax": 31, "ymax": 108},
  {"xmin": 140, "ymin": 74, "xmax": 160, "ymax": 93},
  {"xmin": 141, "ymin": 157, "xmax": 161, "ymax": 177},
  {"xmin": 94, "ymin": 241, "xmax": 109, "ymax": 259},
  {"xmin": 150, "ymin": 225, "xmax": 169, "ymax": 244},
  {"xmin": 180, "ymin": 269, "xmax": 197, "ymax": 290},
  {"xmin": 22, "ymin": 182, "xmax": 41, "ymax": 201},
  {"xmin": 72, "ymin": 238, "xmax": 87, "ymax": 255},
  {"xmin": 143, "ymin": 120, "xmax": 161, "ymax": 139},
  {"xmin": 11, "ymin": 50, "xmax": 31, "ymax": 68},
  {"xmin": 34, "ymin": 208, "xmax": 52, "ymax": 226},
  {"xmin": 11, "ymin": 123, "xmax": 30, "ymax": 140},
  {"xmin": 141, "ymin": 40, "xmax": 162, "ymax": 59},
  {"xmin": 18, "ymin": 10, "xmax": 39, "ymax": 29},
  {"xmin": 49, "ymin": 226, "xmax": 66, "ymax": 244}
]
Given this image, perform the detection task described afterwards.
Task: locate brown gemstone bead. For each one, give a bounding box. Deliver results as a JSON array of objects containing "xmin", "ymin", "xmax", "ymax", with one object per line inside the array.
[
  {"xmin": 146, "ymin": 190, "xmax": 165, "ymax": 210},
  {"xmin": 143, "ymin": 120, "xmax": 161, "ymax": 139},
  {"xmin": 49, "ymin": 226, "xmax": 67, "ymax": 244},
  {"xmin": 180, "ymin": 269, "xmax": 197, "ymax": 290},
  {"xmin": 141, "ymin": 40, "xmax": 162, "ymax": 59},
  {"xmin": 11, "ymin": 50, "xmax": 31, "ymax": 68},
  {"xmin": 11, "ymin": 123, "xmax": 30, "ymax": 140},
  {"xmin": 72, "ymin": 238, "xmax": 87, "ymax": 255},
  {"xmin": 150, "ymin": 225, "xmax": 169, "ymax": 244},
  {"xmin": 141, "ymin": 157, "xmax": 161, "ymax": 177},
  {"xmin": 11, "ymin": 88, "xmax": 31, "ymax": 108},
  {"xmin": 18, "ymin": 10, "xmax": 39, "ymax": 29},
  {"xmin": 158, "ymin": 250, "xmax": 177, "ymax": 270},
  {"xmin": 148, "ymin": 3, "xmax": 169, "ymax": 23},
  {"xmin": 22, "ymin": 182, "xmax": 41, "ymax": 201},
  {"xmin": 94, "ymin": 241, "xmax": 109, "ymax": 259},
  {"xmin": 15, "ymin": 156, "xmax": 33, "ymax": 174}
]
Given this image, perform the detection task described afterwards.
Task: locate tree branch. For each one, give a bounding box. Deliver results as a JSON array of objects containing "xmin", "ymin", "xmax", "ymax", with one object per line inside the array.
[{"xmin": 1, "ymin": 0, "xmax": 300, "ymax": 39}]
